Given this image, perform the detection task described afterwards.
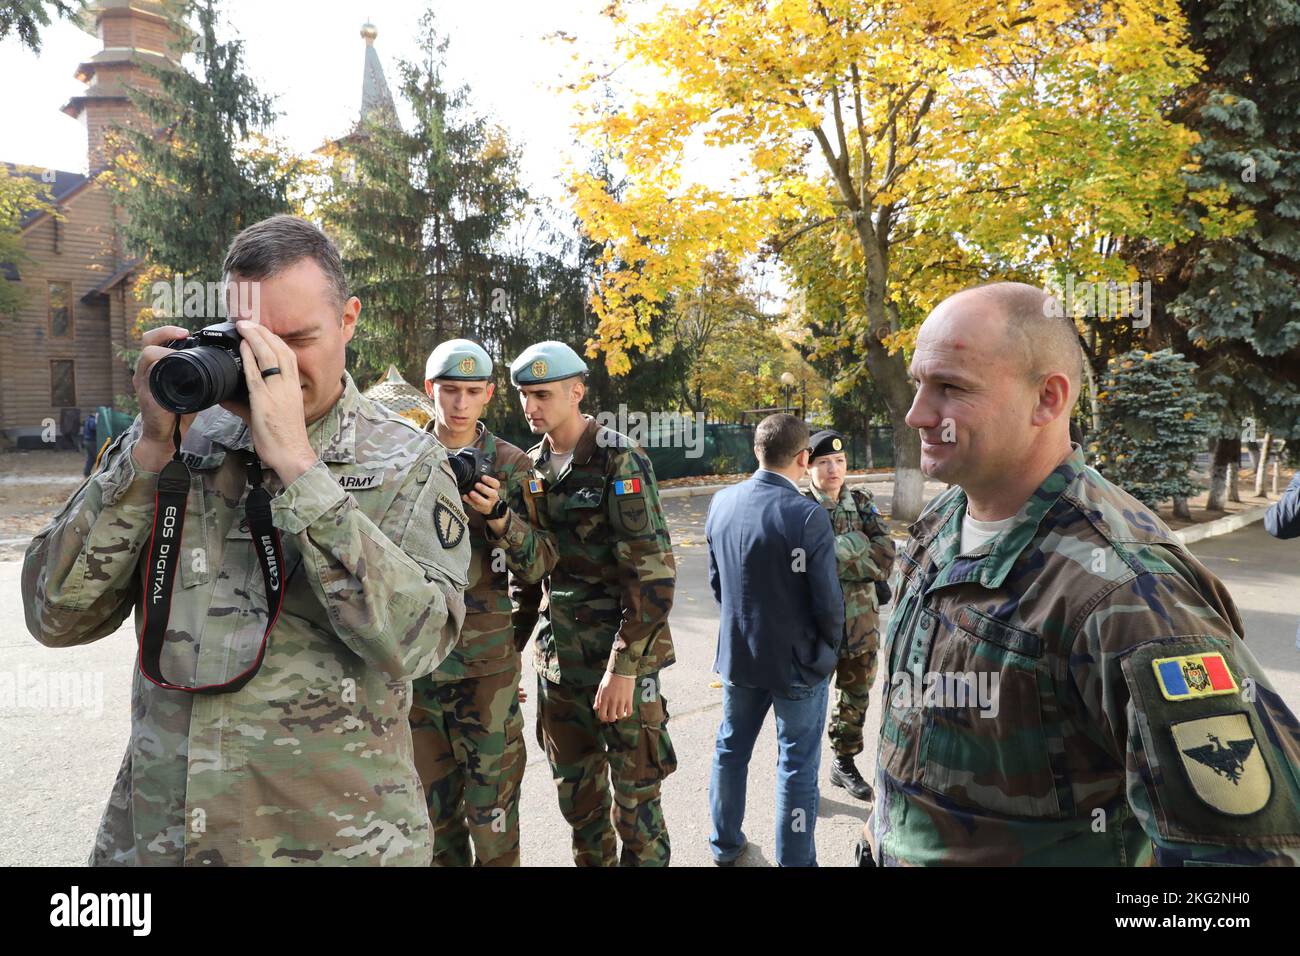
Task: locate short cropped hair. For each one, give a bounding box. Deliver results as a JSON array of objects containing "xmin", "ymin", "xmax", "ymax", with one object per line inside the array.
[
  {"xmin": 967, "ymin": 281, "xmax": 1084, "ymax": 401},
  {"xmin": 754, "ymin": 414, "xmax": 809, "ymax": 468},
  {"xmin": 222, "ymin": 214, "xmax": 350, "ymax": 310}
]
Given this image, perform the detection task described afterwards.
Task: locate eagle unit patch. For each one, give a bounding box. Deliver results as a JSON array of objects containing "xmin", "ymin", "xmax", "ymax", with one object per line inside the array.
[
  {"xmin": 1171, "ymin": 714, "xmax": 1271, "ymax": 815},
  {"xmin": 434, "ymin": 493, "xmax": 466, "ymax": 549},
  {"xmin": 1152, "ymin": 652, "xmax": 1238, "ymax": 701}
]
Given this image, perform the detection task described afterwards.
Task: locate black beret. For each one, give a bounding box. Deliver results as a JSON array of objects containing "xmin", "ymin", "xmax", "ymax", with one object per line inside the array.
[{"xmin": 809, "ymin": 429, "xmax": 847, "ymax": 461}]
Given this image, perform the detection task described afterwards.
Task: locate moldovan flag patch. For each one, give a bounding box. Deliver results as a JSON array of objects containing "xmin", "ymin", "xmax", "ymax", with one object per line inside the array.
[
  {"xmin": 1152, "ymin": 652, "xmax": 1238, "ymax": 701},
  {"xmin": 614, "ymin": 478, "xmax": 642, "ymax": 495},
  {"xmin": 528, "ymin": 479, "xmax": 543, "ymax": 494}
]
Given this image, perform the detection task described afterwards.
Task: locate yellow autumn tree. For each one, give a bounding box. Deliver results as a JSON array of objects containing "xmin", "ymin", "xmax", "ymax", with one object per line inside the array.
[{"xmin": 567, "ymin": 0, "xmax": 1205, "ymax": 520}]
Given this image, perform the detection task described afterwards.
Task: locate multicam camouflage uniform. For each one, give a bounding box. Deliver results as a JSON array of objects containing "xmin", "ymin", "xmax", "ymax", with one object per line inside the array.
[
  {"xmin": 805, "ymin": 483, "xmax": 895, "ymax": 758},
  {"xmin": 410, "ymin": 422, "xmax": 555, "ymax": 866},
  {"xmin": 870, "ymin": 445, "xmax": 1300, "ymax": 865},
  {"xmin": 525, "ymin": 414, "xmax": 678, "ymax": 866},
  {"xmin": 22, "ymin": 374, "xmax": 471, "ymax": 866}
]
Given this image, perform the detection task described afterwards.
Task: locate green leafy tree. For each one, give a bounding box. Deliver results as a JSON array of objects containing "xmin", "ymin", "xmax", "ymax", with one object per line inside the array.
[
  {"xmin": 0, "ymin": 164, "xmax": 57, "ymax": 314},
  {"xmin": 1123, "ymin": 0, "xmax": 1300, "ymax": 503}
]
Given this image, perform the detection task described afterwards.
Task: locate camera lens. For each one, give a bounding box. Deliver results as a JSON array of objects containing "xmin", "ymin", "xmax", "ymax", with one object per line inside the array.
[
  {"xmin": 448, "ymin": 448, "xmax": 479, "ymax": 495},
  {"xmin": 150, "ymin": 346, "xmax": 244, "ymax": 415}
]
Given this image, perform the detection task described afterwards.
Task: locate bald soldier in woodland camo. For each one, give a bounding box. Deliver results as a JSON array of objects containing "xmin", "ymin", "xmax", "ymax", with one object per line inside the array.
[{"xmin": 864, "ymin": 282, "xmax": 1300, "ymax": 867}]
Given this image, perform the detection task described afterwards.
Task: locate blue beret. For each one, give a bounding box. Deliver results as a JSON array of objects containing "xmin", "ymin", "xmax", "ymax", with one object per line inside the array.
[
  {"xmin": 425, "ymin": 339, "xmax": 492, "ymax": 382},
  {"xmin": 509, "ymin": 340, "xmax": 589, "ymax": 386}
]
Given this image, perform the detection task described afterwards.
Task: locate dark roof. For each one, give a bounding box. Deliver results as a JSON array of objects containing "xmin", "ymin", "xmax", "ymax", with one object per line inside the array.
[
  {"xmin": 3, "ymin": 163, "xmax": 88, "ymax": 228},
  {"xmin": 0, "ymin": 163, "xmax": 89, "ymax": 281},
  {"xmin": 82, "ymin": 258, "xmax": 141, "ymax": 300},
  {"xmin": 361, "ymin": 42, "xmax": 397, "ymax": 124}
]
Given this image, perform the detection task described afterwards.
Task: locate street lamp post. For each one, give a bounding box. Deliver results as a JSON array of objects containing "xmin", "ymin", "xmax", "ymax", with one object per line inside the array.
[{"xmin": 780, "ymin": 371, "xmax": 796, "ymax": 416}]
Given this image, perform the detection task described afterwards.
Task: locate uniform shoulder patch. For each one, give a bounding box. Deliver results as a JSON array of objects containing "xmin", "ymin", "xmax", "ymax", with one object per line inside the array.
[
  {"xmin": 1171, "ymin": 713, "xmax": 1271, "ymax": 816},
  {"xmin": 434, "ymin": 492, "xmax": 467, "ymax": 549},
  {"xmin": 613, "ymin": 478, "xmax": 642, "ymax": 495},
  {"xmin": 1152, "ymin": 652, "xmax": 1238, "ymax": 701},
  {"xmin": 851, "ymin": 485, "xmax": 881, "ymax": 514},
  {"xmin": 615, "ymin": 493, "xmax": 649, "ymax": 533}
]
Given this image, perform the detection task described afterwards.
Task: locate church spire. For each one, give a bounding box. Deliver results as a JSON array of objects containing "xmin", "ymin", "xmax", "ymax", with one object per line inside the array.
[{"xmin": 359, "ymin": 21, "xmax": 397, "ymax": 125}]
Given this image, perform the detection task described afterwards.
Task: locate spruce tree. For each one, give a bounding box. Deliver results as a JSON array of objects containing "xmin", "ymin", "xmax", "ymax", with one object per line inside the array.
[
  {"xmin": 323, "ymin": 9, "xmax": 525, "ymax": 386},
  {"xmin": 1095, "ymin": 349, "xmax": 1212, "ymax": 510}
]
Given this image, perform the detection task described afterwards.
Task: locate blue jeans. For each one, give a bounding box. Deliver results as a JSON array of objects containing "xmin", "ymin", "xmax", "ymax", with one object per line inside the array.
[{"xmin": 709, "ymin": 677, "xmax": 830, "ymax": 867}]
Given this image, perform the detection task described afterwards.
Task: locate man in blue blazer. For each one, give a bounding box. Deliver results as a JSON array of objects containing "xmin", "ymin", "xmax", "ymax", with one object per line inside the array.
[
  {"xmin": 705, "ymin": 413, "xmax": 845, "ymax": 867},
  {"xmin": 1265, "ymin": 470, "xmax": 1300, "ymax": 539}
]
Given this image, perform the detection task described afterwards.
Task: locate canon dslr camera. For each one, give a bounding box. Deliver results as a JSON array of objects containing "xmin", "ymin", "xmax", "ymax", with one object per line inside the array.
[
  {"xmin": 447, "ymin": 446, "xmax": 495, "ymax": 496},
  {"xmin": 148, "ymin": 321, "xmax": 247, "ymax": 415}
]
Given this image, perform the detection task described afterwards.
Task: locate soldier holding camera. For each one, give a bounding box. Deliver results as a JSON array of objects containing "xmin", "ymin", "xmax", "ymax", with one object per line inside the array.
[
  {"xmin": 22, "ymin": 215, "xmax": 471, "ymax": 866},
  {"xmin": 409, "ymin": 339, "xmax": 556, "ymax": 866}
]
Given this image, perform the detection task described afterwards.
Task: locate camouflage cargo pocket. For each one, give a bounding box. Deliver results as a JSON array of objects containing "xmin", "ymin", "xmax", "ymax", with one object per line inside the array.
[{"xmin": 635, "ymin": 694, "xmax": 678, "ymax": 784}]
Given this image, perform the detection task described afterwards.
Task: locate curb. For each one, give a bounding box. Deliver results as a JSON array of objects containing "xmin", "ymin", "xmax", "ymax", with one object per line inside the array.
[
  {"xmin": 659, "ymin": 472, "xmax": 895, "ymax": 500},
  {"xmin": 661, "ymin": 477, "xmax": 1272, "ymax": 548},
  {"xmin": 1173, "ymin": 505, "xmax": 1270, "ymax": 546}
]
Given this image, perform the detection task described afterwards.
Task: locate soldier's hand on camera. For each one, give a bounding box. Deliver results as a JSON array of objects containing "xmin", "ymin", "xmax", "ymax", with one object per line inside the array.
[
  {"xmin": 231, "ymin": 320, "xmax": 319, "ymax": 486},
  {"xmin": 594, "ymin": 670, "xmax": 635, "ymax": 723},
  {"xmin": 463, "ymin": 474, "xmax": 501, "ymax": 516},
  {"xmin": 131, "ymin": 325, "xmax": 196, "ymax": 473}
]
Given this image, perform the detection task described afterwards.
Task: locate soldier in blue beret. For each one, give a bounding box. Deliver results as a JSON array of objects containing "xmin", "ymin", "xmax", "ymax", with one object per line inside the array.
[
  {"xmin": 410, "ymin": 338, "xmax": 556, "ymax": 866},
  {"xmin": 509, "ymin": 340, "xmax": 679, "ymax": 866}
]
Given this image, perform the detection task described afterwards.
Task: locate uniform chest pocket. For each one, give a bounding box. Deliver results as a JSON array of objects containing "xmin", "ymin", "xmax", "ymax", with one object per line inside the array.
[
  {"xmin": 920, "ymin": 606, "xmax": 1069, "ymax": 820},
  {"xmin": 561, "ymin": 478, "xmax": 606, "ymax": 542}
]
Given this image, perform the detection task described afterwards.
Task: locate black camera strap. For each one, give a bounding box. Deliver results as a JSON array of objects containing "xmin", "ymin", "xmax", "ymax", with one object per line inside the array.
[{"xmin": 138, "ymin": 416, "xmax": 285, "ymax": 694}]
